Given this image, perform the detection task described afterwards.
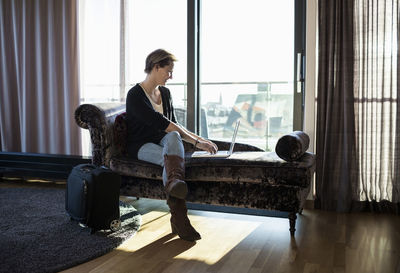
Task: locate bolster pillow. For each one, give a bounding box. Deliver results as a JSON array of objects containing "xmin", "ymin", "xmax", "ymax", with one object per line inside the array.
[{"xmin": 275, "ymin": 131, "xmax": 310, "ymax": 161}]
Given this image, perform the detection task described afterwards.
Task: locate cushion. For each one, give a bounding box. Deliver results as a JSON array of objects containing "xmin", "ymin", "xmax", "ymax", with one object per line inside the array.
[
  {"xmin": 275, "ymin": 131, "xmax": 310, "ymax": 161},
  {"xmin": 111, "ymin": 151, "xmax": 315, "ymax": 187},
  {"xmin": 113, "ymin": 112, "xmax": 128, "ymax": 156}
]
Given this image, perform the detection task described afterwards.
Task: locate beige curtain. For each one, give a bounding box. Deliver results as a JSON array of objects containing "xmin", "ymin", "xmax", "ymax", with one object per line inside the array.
[{"xmin": 0, "ymin": 0, "xmax": 81, "ymax": 155}]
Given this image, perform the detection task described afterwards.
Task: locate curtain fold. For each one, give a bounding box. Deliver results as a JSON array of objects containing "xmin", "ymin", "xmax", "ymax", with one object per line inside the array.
[
  {"xmin": 0, "ymin": 0, "xmax": 81, "ymax": 155},
  {"xmin": 316, "ymin": 0, "xmax": 399, "ymax": 213}
]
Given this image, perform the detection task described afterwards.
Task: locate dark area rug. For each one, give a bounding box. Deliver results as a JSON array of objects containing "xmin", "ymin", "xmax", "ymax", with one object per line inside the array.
[{"xmin": 0, "ymin": 186, "xmax": 141, "ymax": 273}]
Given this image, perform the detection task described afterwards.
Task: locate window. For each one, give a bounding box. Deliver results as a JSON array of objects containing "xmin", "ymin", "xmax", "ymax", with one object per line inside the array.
[
  {"xmin": 79, "ymin": 0, "xmax": 305, "ymax": 154},
  {"xmin": 79, "ymin": 0, "xmax": 187, "ymax": 108},
  {"xmin": 79, "ymin": 0, "xmax": 120, "ymax": 103},
  {"xmin": 78, "ymin": 0, "xmax": 187, "ymax": 155},
  {"xmin": 125, "ymin": 0, "xmax": 187, "ymax": 125},
  {"xmin": 200, "ymin": 0, "xmax": 301, "ymax": 151}
]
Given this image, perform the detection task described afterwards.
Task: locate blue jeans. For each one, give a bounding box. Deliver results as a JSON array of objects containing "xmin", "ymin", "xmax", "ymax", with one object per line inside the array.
[{"xmin": 137, "ymin": 131, "xmax": 184, "ymax": 186}]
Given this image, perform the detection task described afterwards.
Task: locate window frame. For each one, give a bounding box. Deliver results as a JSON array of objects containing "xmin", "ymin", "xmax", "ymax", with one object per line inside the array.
[
  {"xmin": 186, "ymin": 0, "xmax": 307, "ymax": 134},
  {"xmin": 117, "ymin": 0, "xmax": 306, "ymax": 133}
]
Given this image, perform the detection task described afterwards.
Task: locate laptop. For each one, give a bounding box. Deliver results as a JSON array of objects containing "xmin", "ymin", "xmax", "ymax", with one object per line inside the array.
[{"xmin": 191, "ymin": 120, "xmax": 240, "ymax": 158}]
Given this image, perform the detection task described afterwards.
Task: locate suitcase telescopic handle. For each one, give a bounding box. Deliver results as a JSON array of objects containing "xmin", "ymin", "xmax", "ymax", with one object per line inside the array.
[{"xmin": 83, "ymin": 179, "xmax": 93, "ymax": 225}]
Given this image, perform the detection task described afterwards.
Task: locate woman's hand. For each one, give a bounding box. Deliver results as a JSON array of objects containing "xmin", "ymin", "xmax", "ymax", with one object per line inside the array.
[{"xmin": 196, "ymin": 139, "xmax": 218, "ymax": 154}]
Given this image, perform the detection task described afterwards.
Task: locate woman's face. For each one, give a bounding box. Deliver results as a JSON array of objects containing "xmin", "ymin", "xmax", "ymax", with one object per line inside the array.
[{"xmin": 156, "ymin": 63, "xmax": 174, "ymax": 85}]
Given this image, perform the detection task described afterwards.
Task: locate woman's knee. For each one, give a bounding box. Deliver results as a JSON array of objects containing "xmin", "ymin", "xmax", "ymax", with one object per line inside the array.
[
  {"xmin": 163, "ymin": 131, "xmax": 184, "ymax": 157},
  {"xmin": 165, "ymin": 131, "xmax": 183, "ymax": 145}
]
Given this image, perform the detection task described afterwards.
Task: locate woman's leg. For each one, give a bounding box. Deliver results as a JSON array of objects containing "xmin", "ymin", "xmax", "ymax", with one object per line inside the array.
[
  {"xmin": 138, "ymin": 131, "xmax": 200, "ymax": 241},
  {"xmin": 159, "ymin": 131, "xmax": 187, "ymax": 199},
  {"xmin": 137, "ymin": 142, "xmax": 164, "ymax": 166},
  {"xmin": 138, "ymin": 131, "xmax": 187, "ymax": 197},
  {"xmin": 159, "ymin": 131, "xmax": 185, "ymax": 187},
  {"xmin": 159, "ymin": 131, "xmax": 184, "ymax": 158},
  {"xmin": 161, "ymin": 132, "xmax": 200, "ymax": 241},
  {"xmin": 137, "ymin": 131, "xmax": 185, "ymax": 168}
]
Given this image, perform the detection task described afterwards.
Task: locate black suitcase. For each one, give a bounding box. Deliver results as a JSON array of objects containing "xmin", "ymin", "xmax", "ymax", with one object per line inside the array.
[{"xmin": 65, "ymin": 164, "xmax": 121, "ymax": 234}]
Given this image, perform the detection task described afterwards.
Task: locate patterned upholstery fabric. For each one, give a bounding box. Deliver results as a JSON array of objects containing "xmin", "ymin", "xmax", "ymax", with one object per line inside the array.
[
  {"xmin": 113, "ymin": 112, "xmax": 128, "ymax": 157},
  {"xmin": 75, "ymin": 104, "xmax": 316, "ymax": 236},
  {"xmin": 275, "ymin": 131, "xmax": 310, "ymax": 161},
  {"xmin": 120, "ymin": 176, "xmax": 309, "ymax": 212},
  {"xmin": 111, "ymin": 152, "xmax": 314, "ymax": 187}
]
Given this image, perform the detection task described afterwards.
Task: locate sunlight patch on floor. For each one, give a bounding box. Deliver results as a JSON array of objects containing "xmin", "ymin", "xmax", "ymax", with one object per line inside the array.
[
  {"xmin": 117, "ymin": 210, "xmax": 171, "ymax": 252},
  {"xmin": 170, "ymin": 215, "xmax": 261, "ymax": 265},
  {"xmin": 117, "ymin": 212, "xmax": 262, "ymax": 264}
]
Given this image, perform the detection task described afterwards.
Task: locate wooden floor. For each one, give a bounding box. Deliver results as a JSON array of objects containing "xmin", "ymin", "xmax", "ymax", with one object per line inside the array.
[
  {"xmin": 61, "ymin": 196, "xmax": 400, "ymax": 273},
  {"xmin": 2, "ymin": 180, "xmax": 399, "ymax": 273}
]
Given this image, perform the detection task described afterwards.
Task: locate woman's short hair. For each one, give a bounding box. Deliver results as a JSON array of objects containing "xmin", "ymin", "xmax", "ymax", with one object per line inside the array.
[{"xmin": 144, "ymin": 49, "xmax": 177, "ymax": 74}]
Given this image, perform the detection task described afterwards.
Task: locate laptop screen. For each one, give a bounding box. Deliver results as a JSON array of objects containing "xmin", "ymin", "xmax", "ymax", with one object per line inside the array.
[{"xmin": 228, "ymin": 120, "xmax": 240, "ymax": 153}]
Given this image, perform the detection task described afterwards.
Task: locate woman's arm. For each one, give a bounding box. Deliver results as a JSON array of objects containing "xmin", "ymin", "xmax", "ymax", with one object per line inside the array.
[
  {"xmin": 165, "ymin": 122, "xmax": 218, "ymax": 154},
  {"xmin": 177, "ymin": 124, "xmax": 218, "ymax": 150}
]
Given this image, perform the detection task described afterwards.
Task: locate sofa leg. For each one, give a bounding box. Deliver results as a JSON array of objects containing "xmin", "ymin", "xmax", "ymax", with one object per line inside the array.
[{"xmin": 288, "ymin": 212, "xmax": 297, "ymax": 236}]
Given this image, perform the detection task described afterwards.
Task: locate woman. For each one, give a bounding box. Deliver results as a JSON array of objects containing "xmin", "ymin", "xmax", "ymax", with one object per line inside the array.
[{"xmin": 126, "ymin": 49, "xmax": 218, "ymax": 241}]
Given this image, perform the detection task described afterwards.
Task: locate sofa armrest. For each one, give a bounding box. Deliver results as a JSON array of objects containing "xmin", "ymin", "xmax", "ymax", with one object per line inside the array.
[{"xmin": 75, "ymin": 103, "xmax": 124, "ymax": 166}]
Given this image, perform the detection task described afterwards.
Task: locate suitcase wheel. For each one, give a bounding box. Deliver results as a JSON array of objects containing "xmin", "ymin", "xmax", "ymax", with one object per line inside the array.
[{"xmin": 110, "ymin": 219, "xmax": 121, "ymax": 232}]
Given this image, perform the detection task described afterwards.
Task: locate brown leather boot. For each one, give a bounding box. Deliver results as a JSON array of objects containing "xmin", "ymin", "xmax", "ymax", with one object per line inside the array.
[
  {"xmin": 167, "ymin": 196, "xmax": 201, "ymax": 241},
  {"xmin": 164, "ymin": 154, "xmax": 188, "ymax": 199}
]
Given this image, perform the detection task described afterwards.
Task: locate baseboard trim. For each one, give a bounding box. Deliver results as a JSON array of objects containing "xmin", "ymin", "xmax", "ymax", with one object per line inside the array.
[
  {"xmin": 0, "ymin": 152, "xmax": 91, "ymax": 180},
  {"xmin": 304, "ymin": 199, "xmax": 315, "ymax": 210}
]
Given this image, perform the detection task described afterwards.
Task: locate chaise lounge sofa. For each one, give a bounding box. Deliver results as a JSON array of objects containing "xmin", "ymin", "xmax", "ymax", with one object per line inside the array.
[{"xmin": 75, "ymin": 103, "xmax": 316, "ymax": 236}]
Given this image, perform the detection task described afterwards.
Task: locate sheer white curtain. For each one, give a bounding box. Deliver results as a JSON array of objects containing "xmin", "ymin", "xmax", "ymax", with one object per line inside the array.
[
  {"xmin": 354, "ymin": 0, "xmax": 399, "ymax": 204},
  {"xmin": 0, "ymin": 0, "xmax": 81, "ymax": 155}
]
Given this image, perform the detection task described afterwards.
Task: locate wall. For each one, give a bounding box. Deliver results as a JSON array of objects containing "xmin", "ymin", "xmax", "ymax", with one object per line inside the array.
[{"xmin": 304, "ymin": 0, "xmax": 318, "ymax": 200}]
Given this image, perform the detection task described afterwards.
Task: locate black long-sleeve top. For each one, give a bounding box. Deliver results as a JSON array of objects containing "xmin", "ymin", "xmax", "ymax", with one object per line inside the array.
[{"xmin": 126, "ymin": 83, "xmax": 177, "ymax": 158}]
